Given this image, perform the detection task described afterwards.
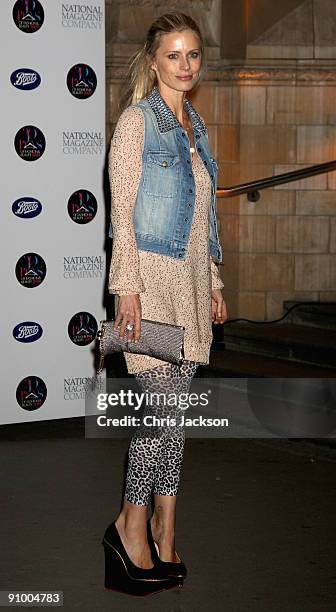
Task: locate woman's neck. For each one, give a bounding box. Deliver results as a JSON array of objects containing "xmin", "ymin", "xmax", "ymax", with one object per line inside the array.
[{"xmin": 155, "ymin": 83, "xmax": 187, "ymax": 126}]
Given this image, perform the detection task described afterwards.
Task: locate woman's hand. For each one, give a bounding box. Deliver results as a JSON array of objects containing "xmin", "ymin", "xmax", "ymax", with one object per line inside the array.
[
  {"xmin": 211, "ymin": 289, "xmax": 228, "ymax": 325},
  {"xmin": 114, "ymin": 293, "xmax": 142, "ymax": 342}
]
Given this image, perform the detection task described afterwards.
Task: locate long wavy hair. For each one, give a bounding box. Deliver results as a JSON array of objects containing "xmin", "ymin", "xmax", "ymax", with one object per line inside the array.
[{"xmin": 118, "ymin": 12, "xmax": 206, "ymax": 114}]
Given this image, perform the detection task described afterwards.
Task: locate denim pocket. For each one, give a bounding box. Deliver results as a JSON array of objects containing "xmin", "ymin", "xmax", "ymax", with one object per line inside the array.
[{"xmin": 143, "ymin": 151, "xmax": 181, "ymax": 198}]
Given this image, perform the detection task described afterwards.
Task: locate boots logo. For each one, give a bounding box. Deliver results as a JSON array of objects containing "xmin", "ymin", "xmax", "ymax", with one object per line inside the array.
[
  {"xmin": 68, "ymin": 311, "xmax": 98, "ymax": 346},
  {"xmin": 16, "ymin": 376, "xmax": 47, "ymax": 410},
  {"xmin": 13, "ymin": 0, "xmax": 44, "ymax": 33},
  {"xmin": 67, "ymin": 64, "xmax": 97, "ymax": 99},
  {"xmin": 67, "ymin": 190, "xmax": 97, "ymax": 224},
  {"xmin": 13, "ymin": 322, "xmax": 43, "ymax": 343},
  {"xmin": 15, "ymin": 252, "xmax": 46, "ymax": 287},
  {"xmin": 11, "ymin": 68, "xmax": 41, "ymax": 90},
  {"xmin": 12, "ymin": 197, "xmax": 42, "ymax": 219},
  {"xmin": 15, "ymin": 125, "xmax": 46, "ymax": 161}
]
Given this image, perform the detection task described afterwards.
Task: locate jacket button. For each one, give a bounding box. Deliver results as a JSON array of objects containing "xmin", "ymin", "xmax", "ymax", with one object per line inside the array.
[
  {"xmin": 178, "ymin": 253, "xmax": 182, "ymax": 257},
  {"xmin": 162, "ymin": 160, "xmax": 168, "ymax": 167},
  {"xmin": 204, "ymin": 160, "xmax": 207, "ymax": 165},
  {"xmin": 188, "ymin": 173, "xmax": 192, "ymax": 177},
  {"xmin": 197, "ymin": 147, "xmax": 202, "ymax": 152},
  {"xmin": 184, "ymin": 218, "xmax": 188, "ymax": 221},
  {"xmin": 182, "ymin": 248, "xmax": 185, "ymax": 251},
  {"xmin": 188, "ymin": 203, "xmax": 192, "ymax": 207},
  {"xmin": 182, "ymin": 234, "xmax": 186, "ymax": 238},
  {"xmin": 183, "ymin": 146, "xmax": 187, "ymax": 151},
  {"xmin": 187, "ymin": 160, "xmax": 190, "ymax": 164},
  {"xmin": 189, "ymin": 188, "xmax": 192, "ymax": 193}
]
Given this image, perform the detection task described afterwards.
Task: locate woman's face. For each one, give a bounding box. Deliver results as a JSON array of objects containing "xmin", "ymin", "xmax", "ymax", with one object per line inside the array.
[{"xmin": 150, "ymin": 29, "xmax": 202, "ymax": 93}]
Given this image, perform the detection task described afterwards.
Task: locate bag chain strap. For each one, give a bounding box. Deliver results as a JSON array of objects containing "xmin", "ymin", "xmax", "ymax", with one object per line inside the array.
[{"xmin": 96, "ymin": 326, "xmax": 105, "ymax": 375}]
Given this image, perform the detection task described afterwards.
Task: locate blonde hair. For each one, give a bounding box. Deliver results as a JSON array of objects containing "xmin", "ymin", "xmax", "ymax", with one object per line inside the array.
[{"xmin": 118, "ymin": 12, "xmax": 206, "ymax": 113}]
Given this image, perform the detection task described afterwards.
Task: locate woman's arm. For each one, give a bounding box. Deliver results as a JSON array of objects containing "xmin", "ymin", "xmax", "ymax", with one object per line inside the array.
[
  {"xmin": 210, "ymin": 257, "xmax": 224, "ymax": 290},
  {"xmin": 211, "ymin": 258, "xmax": 227, "ymax": 324},
  {"xmin": 108, "ymin": 106, "xmax": 145, "ymax": 295}
]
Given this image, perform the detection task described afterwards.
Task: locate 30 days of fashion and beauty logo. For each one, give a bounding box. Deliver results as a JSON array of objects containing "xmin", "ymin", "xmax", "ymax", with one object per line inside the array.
[
  {"xmin": 68, "ymin": 312, "xmax": 98, "ymax": 346},
  {"xmin": 13, "ymin": 0, "xmax": 44, "ymax": 33},
  {"xmin": 15, "ymin": 253, "xmax": 46, "ymax": 287},
  {"xmin": 67, "ymin": 190, "xmax": 97, "ymax": 224},
  {"xmin": 67, "ymin": 64, "xmax": 97, "ymax": 99},
  {"xmin": 62, "ymin": 130, "xmax": 103, "ymax": 155},
  {"xmin": 10, "ymin": 68, "xmax": 41, "ymax": 91},
  {"xmin": 16, "ymin": 376, "xmax": 47, "ymax": 410},
  {"xmin": 15, "ymin": 126, "xmax": 46, "ymax": 161},
  {"xmin": 61, "ymin": 3, "xmax": 103, "ymax": 29}
]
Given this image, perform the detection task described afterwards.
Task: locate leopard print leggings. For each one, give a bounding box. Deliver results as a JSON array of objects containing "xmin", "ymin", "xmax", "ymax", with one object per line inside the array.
[{"xmin": 124, "ymin": 359, "xmax": 199, "ymax": 506}]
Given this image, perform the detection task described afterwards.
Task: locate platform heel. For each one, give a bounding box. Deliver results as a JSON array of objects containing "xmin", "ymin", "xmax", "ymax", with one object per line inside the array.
[{"xmin": 102, "ymin": 522, "xmax": 179, "ymax": 597}]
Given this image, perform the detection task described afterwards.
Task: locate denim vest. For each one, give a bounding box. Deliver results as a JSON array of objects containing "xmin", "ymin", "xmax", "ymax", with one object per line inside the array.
[{"xmin": 108, "ymin": 85, "xmax": 222, "ymax": 263}]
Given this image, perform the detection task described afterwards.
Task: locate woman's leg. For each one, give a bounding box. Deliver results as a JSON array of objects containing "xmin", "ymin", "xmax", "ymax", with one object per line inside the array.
[
  {"xmin": 153, "ymin": 359, "xmax": 199, "ymax": 497},
  {"xmin": 115, "ymin": 361, "xmax": 181, "ymax": 569},
  {"xmin": 124, "ymin": 361, "xmax": 182, "ymax": 505},
  {"xmin": 116, "ymin": 359, "xmax": 198, "ymax": 566},
  {"xmin": 149, "ymin": 360, "xmax": 199, "ymax": 561}
]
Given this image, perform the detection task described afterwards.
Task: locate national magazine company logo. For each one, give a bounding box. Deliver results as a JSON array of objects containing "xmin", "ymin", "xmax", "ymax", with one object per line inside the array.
[
  {"xmin": 64, "ymin": 376, "xmax": 105, "ymax": 401},
  {"xmin": 61, "ymin": 4, "xmax": 103, "ymax": 29},
  {"xmin": 62, "ymin": 130, "xmax": 103, "ymax": 155},
  {"xmin": 63, "ymin": 255, "xmax": 104, "ymax": 279}
]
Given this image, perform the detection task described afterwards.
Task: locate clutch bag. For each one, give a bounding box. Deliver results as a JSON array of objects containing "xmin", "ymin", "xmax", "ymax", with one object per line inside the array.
[{"xmin": 96, "ymin": 318, "xmax": 185, "ymax": 374}]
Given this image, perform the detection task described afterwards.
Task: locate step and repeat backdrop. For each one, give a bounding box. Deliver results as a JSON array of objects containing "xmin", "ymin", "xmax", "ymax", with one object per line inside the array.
[{"xmin": 1, "ymin": 1, "xmax": 106, "ymax": 424}]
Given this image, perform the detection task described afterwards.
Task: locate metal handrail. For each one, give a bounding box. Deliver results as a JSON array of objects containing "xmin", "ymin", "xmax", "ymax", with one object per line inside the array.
[{"xmin": 216, "ymin": 160, "xmax": 336, "ymax": 202}]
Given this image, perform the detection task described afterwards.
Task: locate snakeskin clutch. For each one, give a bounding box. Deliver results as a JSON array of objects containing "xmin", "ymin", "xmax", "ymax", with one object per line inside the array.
[{"xmin": 96, "ymin": 318, "xmax": 185, "ymax": 374}]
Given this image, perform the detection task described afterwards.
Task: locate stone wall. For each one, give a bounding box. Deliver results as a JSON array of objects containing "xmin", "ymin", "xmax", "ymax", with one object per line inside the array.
[{"xmin": 105, "ymin": 0, "xmax": 336, "ymax": 320}]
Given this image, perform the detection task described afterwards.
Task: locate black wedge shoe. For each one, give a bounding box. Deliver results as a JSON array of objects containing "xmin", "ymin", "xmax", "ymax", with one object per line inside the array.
[
  {"xmin": 147, "ymin": 518, "xmax": 187, "ymax": 583},
  {"xmin": 102, "ymin": 521, "xmax": 179, "ymax": 597}
]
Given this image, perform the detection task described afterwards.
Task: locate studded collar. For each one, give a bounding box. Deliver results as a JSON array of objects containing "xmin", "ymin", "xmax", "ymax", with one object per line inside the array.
[{"xmin": 146, "ymin": 85, "xmax": 207, "ymax": 135}]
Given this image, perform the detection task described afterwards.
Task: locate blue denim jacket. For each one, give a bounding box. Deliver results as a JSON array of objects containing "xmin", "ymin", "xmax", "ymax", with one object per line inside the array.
[{"xmin": 108, "ymin": 85, "xmax": 222, "ymax": 263}]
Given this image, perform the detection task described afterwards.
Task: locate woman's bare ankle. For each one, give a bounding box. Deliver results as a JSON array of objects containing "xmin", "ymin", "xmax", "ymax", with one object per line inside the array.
[{"xmin": 115, "ymin": 515, "xmax": 153, "ymax": 569}]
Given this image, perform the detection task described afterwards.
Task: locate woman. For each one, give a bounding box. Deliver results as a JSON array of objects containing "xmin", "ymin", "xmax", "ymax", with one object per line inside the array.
[{"xmin": 102, "ymin": 11, "xmax": 228, "ymax": 596}]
